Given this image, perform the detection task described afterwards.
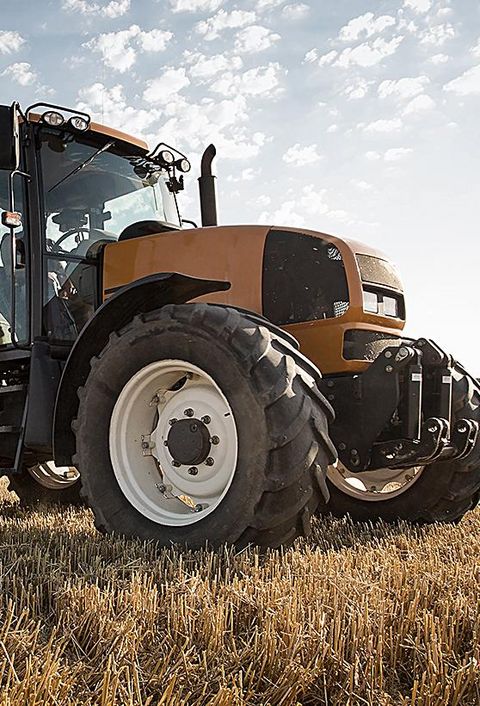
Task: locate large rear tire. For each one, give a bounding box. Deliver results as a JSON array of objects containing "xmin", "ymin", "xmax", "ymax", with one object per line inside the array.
[
  {"xmin": 73, "ymin": 304, "xmax": 335, "ymax": 548},
  {"xmin": 320, "ymin": 364, "xmax": 480, "ymax": 523}
]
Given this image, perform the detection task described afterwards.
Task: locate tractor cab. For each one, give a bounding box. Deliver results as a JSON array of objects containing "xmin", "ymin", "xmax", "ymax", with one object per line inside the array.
[{"xmin": 0, "ymin": 102, "xmax": 187, "ymax": 349}]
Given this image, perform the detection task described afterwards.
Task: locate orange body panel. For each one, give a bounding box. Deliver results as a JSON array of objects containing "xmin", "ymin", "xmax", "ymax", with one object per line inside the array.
[{"xmin": 103, "ymin": 225, "xmax": 405, "ymax": 375}]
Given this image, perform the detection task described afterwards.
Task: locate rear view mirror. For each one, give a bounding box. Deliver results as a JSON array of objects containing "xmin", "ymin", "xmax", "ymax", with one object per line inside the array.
[{"xmin": 0, "ymin": 103, "xmax": 19, "ymax": 171}]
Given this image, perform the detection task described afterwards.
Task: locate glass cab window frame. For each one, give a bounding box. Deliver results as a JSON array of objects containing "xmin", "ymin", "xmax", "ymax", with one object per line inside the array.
[{"xmin": 35, "ymin": 124, "xmax": 180, "ymax": 343}]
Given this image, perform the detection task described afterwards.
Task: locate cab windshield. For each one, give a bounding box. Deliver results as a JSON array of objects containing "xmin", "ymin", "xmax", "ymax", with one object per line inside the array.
[
  {"xmin": 37, "ymin": 127, "xmax": 181, "ymax": 343},
  {"xmin": 39, "ymin": 127, "xmax": 180, "ymax": 253}
]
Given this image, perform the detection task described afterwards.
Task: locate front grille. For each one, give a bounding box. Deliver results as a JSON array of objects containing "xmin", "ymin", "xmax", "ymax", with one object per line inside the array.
[
  {"xmin": 343, "ymin": 329, "xmax": 401, "ymax": 361},
  {"xmin": 356, "ymin": 254, "xmax": 403, "ymax": 291}
]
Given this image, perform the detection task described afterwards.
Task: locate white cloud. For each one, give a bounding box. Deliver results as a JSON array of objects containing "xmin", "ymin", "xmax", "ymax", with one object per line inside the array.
[
  {"xmin": 143, "ymin": 68, "xmax": 190, "ymax": 103},
  {"xmin": 420, "ymin": 24, "xmax": 455, "ymax": 46},
  {"xmin": 234, "ymin": 26, "xmax": 280, "ymax": 54},
  {"xmin": 304, "ymin": 48, "xmax": 318, "ymax": 63},
  {"xmin": 339, "ymin": 12, "xmax": 396, "ymax": 42},
  {"xmin": 76, "ymin": 83, "xmax": 159, "ymax": 137},
  {"xmin": 210, "ymin": 62, "xmax": 284, "ymax": 98},
  {"xmin": 353, "ymin": 180, "xmax": 373, "ymax": 190},
  {"xmin": 403, "ymin": 0, "xmax": 431, "ymax": 13},
  {"xmin": 282, "ymin": 3, "xmax": 309, "ymax": 20},
  {"xmin": 170, "ymin": 0, "xmax": 222, "ymax": 12},
  {"xmin": 102, "ymin": 0, "xmax": 130, "ymax": 17},
  {"xmin": 344, "ymin": 78, "xmax": 372, "ymax": 99},
  {"xmin": 365, "ymin": 151, "xmax": 381, "ymax": 160},
  {"xmin": 196, "ymin": 10, "xmax": 256, "ymax": 41},
  {"xmin": 335, "ymin": 36, "xmax": 404, "ymax": 68},
  {"xmin": 184, "ymin": 52, "xmax": 243, "ymax": 79},
  {"xmin": 429, "ymin": 53, "xmax": 449, "ymax": 64},
  {"xmin": 158, "ymin": 94, "xmax": 268, "ymax": 160},
  {"xmin": 86, "ymin": 25, "xmax": 139, "ymax": 72},
  {"xmin": 256, "ymin": 0, "xmax": 285, "ymax": 10},
  {"xmin": 384, "ymin": 147, "xmax": 413, "ymax": 161},
  {"xmin": 378, "ymin": 76, "xmax": 429, "ymax": 100},
  {"xmin": 62, "ymin": 0, "xmax": 131, "ymax": 18},
  {"xmin": 138, "ymin": 29, "xmax": 173, "ymax": 52},
  {"xmin": 403, "ymin": 94, "xmax": 435, "ymax": 115},
  {"xmin": 283, "ymin": 143, "xmax": 322, "ymax": 166},
  {"xmin": 259, "ymin": 184, "xmax": 330, "ymax": 228},
  {"xmin": 0, "ymin": 30, "xmax": 25, "ymax": 55},
  {"xmin": 326, "ymin": 124, "xmax": 338, "ymax": 133},
  {"xmin": 227, "ymin": 167, "xmax": 260, "ymax": 182},
  {"xmin": 444, "ymin": 64, "xmax": 480, "ymax": 96},
  {"xmin": 256, "ymin": 194, "xmax": 271, "ymax": 207},
  {"xmin": 364, "ymin": 118, "xmax": 403, "ymax": 133},
  {"xmin": 318, "ymin": 50, "xmax": 338, "ymax": 66},
  {"xmin": 472, "ymin": 39, "xmax": 480, "ymax": 58},
  {"xmin": 2, "ymin": 62, "xmax": 36, "ymax": 86},
  {"xmin": 86, "ymin": 25, "xmax": 172, "ymax": 72}
]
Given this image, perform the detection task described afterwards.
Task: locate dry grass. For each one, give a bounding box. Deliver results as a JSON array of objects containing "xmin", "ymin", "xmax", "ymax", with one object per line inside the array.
[{"xmin": 0, "ymin": 479, "xmax": 478, "ymax": 706}]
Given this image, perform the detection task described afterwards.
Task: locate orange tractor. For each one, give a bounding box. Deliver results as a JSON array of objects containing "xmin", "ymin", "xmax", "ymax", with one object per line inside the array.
[{"xmin": 0, "ymin": 101, "xmax": 478, "ymax": 547}]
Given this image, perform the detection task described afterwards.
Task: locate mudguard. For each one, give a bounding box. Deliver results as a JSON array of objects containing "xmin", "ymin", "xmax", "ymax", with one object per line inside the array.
[{"xmin": 53, "ymin": 272, "xmax": 230, "ymax": 465}]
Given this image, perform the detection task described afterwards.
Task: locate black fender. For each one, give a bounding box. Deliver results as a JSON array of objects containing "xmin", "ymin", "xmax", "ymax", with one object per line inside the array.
[{"xmin": 53, "ymin": 273, "xmax": 230, "ymax": 465}]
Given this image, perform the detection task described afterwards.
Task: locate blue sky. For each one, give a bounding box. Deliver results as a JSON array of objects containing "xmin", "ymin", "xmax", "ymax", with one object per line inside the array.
[{"xmin": 0, "ymin": 0, "xmax": 479, "ymax": 372}]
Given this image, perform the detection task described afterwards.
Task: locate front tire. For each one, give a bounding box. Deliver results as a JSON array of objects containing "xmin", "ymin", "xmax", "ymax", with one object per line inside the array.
[
  {"xmin": 321, "ymin": 364, "xmax": 480, "ymax": 523},
  {"xmin": 74, "ymin": 304, "xmax": 335, "ymax": 548}
]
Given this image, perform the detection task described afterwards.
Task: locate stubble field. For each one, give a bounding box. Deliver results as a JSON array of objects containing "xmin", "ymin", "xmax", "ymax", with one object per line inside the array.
[{"xmin": 0, "ymin": 479, "xmax": 478, "ymax": 706}]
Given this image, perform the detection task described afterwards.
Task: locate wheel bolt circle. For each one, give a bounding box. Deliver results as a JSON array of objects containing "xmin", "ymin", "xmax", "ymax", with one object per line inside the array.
[{"xmin": 205, "ymin": 457, "xmax": 214, "ymax": 466}]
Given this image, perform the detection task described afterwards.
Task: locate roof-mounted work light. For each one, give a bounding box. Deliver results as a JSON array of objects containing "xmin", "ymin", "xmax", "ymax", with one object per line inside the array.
[
  {"xmin": 68, "ymin": 115, "xmax": 89, "ymax": 131},
  {"xmin": 42, "ymin": 110, "xmax": 65, "ymax": 127}
]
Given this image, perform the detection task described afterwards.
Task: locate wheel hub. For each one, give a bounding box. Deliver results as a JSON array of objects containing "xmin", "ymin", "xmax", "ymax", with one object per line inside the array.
[{"xmin": 166, "ymin": 418, "xmax": 211, "ymax": 466}]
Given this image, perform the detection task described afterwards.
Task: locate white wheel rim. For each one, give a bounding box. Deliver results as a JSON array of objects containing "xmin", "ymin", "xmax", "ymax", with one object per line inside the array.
[
  {"xmin": 27, "ymin": 461, "xmax": 79, "ymax": 489},
  {"xmin": 109, "ymin": 359, "xmax": 238, "ymax": 526},
  {"xmin": 327, "ymin": 461, "xmax": 424, "ymax": 501}
]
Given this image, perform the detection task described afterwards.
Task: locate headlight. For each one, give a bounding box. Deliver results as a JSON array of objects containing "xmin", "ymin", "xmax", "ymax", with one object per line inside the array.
[
  {"xmin": 363, "ymin": 290, "xmax": 378, "ymax": 314},
  {"xmin": 42, "ymin": 110, "xmax": 65, "ymax": 127}
]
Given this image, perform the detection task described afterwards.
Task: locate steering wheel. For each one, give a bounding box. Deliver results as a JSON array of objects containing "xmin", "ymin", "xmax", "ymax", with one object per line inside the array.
[{"xmin": 54, "ymin": 228, "xmax": 91, "ymax": 250}]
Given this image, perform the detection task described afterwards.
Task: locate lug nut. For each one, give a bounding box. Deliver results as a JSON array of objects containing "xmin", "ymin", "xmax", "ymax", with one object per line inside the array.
[
  {"xmin": 169, "ymin": 418, "xmax": 177, "ymax": 426},
  {"xmin": 194, "ymin": 504, "xmax": 203, "ymax": 513},
  {"xmin": 211, "ymin": 435, "xmax": 220, "ymax": 445},
  {"xmin": 205, "ymin": 457, "xmax": 215, "ymax": 466},
  {"xmin": 188, "ymin": 467, "xmax": 198, "ymax": 476},
  {"xmin": 385, "ymin": 365, "xmax": 393, "ymax": 373},
  {"xmin": 172, "ymin": 460, "xmax": 181, "ymax": 467},
  {"xmin": 384, "ymin": 351, "xmax": 393, "ymax": 359},
  {"xmin": 184, "ymin": 408, "xmax": 194, "ymax": 417},
  {"xmin": 156, "ymin": 484, "xmax": 166, "ymax": 493},
  {"xmin": 201, "ymin": 415, "xmax": 211, "ymax": 424},
  {"xmin": 141, "ymin": 441, "xmax": 149, "ymax": 450}
]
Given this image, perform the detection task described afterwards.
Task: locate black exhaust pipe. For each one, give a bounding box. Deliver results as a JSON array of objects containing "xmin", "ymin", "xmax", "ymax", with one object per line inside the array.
[{"xmin": 198, "ymin": 144, "xmax": 218, "ymax": 227}]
